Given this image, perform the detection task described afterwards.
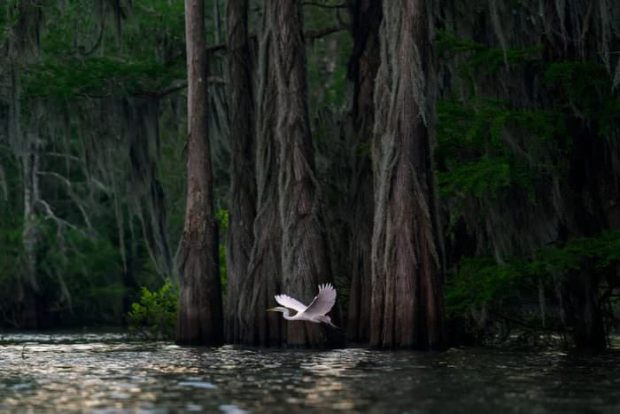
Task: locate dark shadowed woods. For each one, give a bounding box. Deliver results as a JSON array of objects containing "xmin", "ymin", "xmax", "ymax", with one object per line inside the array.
[{"xmin": 0, "ymin": 0, "xmax": 618, "ymax": 351}]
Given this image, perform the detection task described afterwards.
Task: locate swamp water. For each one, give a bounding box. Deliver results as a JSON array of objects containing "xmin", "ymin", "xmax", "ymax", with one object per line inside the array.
[{"xmin": 0, "ymin": 332, "xmax": 619, "ymax": 413}]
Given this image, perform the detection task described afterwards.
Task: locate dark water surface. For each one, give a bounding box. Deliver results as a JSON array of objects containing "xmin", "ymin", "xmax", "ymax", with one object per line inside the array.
[{"xmin": 1, "ymin": 332, "xmax": 619, "ymax": 413}]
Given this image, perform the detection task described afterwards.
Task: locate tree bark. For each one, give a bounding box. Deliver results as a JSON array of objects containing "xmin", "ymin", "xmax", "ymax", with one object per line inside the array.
[
  {"xmin": 176, "ymin": 0, "xmax": 223, "ymax": 346},
  {"xmin": 273, "ymin": 0, "xmax": 335, "ymax": 347},
  {"xmin": 235, "ymin": 2, "xmax": 284, "ymax": 346},
  {"xmin": 561, "ymin": 270, "xmax": 606, "ymax": 350},
  {"xmin": 346, "ymin": 0, "xmax": 382, "ymax": 343},
  {"xmin": 19, "ymin": 137, "xmax": 41, "ymax": 329},
  {"xmin": 560, "ymin": 122, "xmax": 608, "ymax": 350},
  {"xmin": 6, "ymin": 0, "xmax": 42, "ymax": 329},
  {"xmin": 224, "ymin": 0, "xmax": 257, "ymax": 343},
  {"xmin": 370, "ymin": 0, "xmax": 444, "ymax": 349},
  {"xmin": 542, "ymin": 3, "xmax": 610, "ymax": 351}
]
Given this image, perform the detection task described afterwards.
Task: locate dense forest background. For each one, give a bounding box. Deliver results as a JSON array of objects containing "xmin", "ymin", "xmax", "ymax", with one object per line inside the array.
[{"xmin": 0, "ymin": 0, "xmax": 619, "ymax": 350}]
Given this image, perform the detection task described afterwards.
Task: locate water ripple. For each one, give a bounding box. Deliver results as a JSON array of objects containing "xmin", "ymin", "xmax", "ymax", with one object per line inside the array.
[{"xmin": 0, "ymin": 333, "xmax": 619, "ymax": 413}]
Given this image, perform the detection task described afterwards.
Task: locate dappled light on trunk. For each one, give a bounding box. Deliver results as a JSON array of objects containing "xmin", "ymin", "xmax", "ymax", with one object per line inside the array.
[{"xmin": 176, "ymin": 0, "xmax": 223, "ymax": 346}]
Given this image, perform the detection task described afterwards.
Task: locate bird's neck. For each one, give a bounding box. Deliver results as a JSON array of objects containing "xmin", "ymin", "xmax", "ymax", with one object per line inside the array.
[{"xmin": 282, "ymin": 310, "xmax": 296, "ymax": 320}]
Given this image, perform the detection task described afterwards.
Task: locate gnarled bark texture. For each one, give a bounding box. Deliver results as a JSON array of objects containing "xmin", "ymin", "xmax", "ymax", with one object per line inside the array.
[
  {"xmin": 9, "ymin": 0, "xmax": 43, "ymax": 329},
  {"xmin": 19, "ymin": 134, "xmax": 41, "ymax": 329},
  {"xmin": 235, "ymin": 2, "xmax": 284, "ymax": 346},
  {"xmin": 346, "ymin": 0, "xmax": 382, "ymax": 343},
  {"xmin": 224, "ymin": 0, "xmax": 256, "ymax": 343},
  {"xmin": 273, "ymin": 0, "xmax": 335, "ymax": 347},
  {"xmin": 370, "ymin": 0, "xmax": 444, "ymax": 349},
  {"xmin": 176, "ymin": 0, "xmax": 223, "ymax": 346}
]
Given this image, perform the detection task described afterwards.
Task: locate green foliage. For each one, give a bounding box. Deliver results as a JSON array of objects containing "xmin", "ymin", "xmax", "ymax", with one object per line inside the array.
[
  {"xmin": 39, "ymin": 224, "xmax": 126, "ymax": 322},
  {"xmin": 0, "ymin": 1, "xmax": 18, "ymax": 44},
  {"xmin": 446, "ymin": 257, "xmax": 525, "ymax": 315},
  {"xmin": 436, "ymin": 32, "xmax": 619, "ymax": 137},
  {"xmin": 437, "ymin": 99, "xmax": 566, "ymax": 156},
  {"xmin": 544, "ymin": 61, "xmax": 620, "ymax": 130},
  {"xmin": 128, "ymin": 280, "xmax": 178, "ymax": 340},
  {"xmin": 41, "ymin": 0, "xmax": 185, "ymax": 59},
  {"xmin": 446, "ymin": 231, "xmax": 620, "ymax": 315},
  {"xmin": 305, "ymin": 2, "xmax": 352, "ymax": 112},
  {"xmin": 529, "ymin": 231, "xmax": 620, "ymax": 275},
  {"xmin": 436, "ymin": 31, "xmax": 542, "ymax": 75},
  {"xmin": 216, "ymin": 208, "xmax": 229, "ymax": 231},
  {"xmin": 437, "ymin": 33, "xmax": 620, "ymax": 335},
  {"xmin": 23, "ymin": 56, "xmax": 184, "ymax": 98},
  {"xmin": 438, "ymin": 156, "xmax": 512, "ymax": 199},
  {"xmin": 20, "ymin": 0, "xmax": 186, "ymax": 99},
  {"xmin": 0, "ymin": 0, "xmax": 191, "ymax": 329},
  {"xmin": 436, "ymin": 98, "xmax": 565, "ymax": 199}
]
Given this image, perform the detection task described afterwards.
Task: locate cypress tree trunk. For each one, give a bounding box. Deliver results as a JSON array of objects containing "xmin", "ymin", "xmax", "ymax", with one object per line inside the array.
[
  {"xmin": 370, "ymin": 0, "xmax": 444, "ymax": 349},
  {"xmin": 224, "ymin": 0, "xmax": 256, "ymax": 343},
  {"xmin": 8, "ymin": 1, "xmax": 42, "ymax": 329},
  {"xmin": 235, "ymin": 2, "xmax": 284, "ymax": 346},
  {"xmin": 561, "ymin": 120, "xmax": 608, "ymax": 350},
  {"xmin": 543, "ymin": 1, "xmax": 610, "ymax": 350},
  {"xmin": 273, "ymin": 0, "xmax": 335, "ymax": 347},
  {"xmin": 19, "ymin": 137, "xmax": 41, "ymax": 329},
  {"xmin": 176, "ymin": 0, "xmax": 223, "ymax": 346},
  {"xmin": 346, "ymin": 0, "xmax": 382, "ymax": 343},
  {"xmin": 561, "ymin": 270, "xmax": 606, "ymax": 350}
]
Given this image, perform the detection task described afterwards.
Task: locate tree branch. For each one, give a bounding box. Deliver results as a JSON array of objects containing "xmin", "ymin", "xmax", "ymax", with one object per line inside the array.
[
  {"xmin": 38, "ymin": 171, "xmax": 93, "ymax": 230},
  {"xmin": 305, "ymin": 25, "xmax": 348, "ymax": 40},
  {"xmin": 36, "ymin": 199, "xmax": 80, "ymax": 231}
]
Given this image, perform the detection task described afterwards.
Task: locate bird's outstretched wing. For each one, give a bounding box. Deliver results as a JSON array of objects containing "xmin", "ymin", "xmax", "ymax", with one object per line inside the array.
[
  {"xmin": 303, "ymin": 283, "xmax": 337, "ymax": 317},
  {"xmin": 274, "ymin": 294, "xmax": 307, "ymax": 313}
]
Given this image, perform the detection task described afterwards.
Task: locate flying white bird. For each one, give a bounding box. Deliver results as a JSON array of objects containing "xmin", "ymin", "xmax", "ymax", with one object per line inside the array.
[{"xmin": 267, "ymin": 283, "xmax": 338, "ymax": 327}]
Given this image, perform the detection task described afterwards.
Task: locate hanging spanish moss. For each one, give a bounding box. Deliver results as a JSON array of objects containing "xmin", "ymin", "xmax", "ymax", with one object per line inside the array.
[
  {"xmin": 0, "ymin": 0, "xmax": 191, "ymax": 326},
  {"xmin": 436, "ymin": 0, "xmax": 620, "ymax": 348},
  {"xmin": 0, "ymin": 0, "xmax": 617, "ymax": 353}
]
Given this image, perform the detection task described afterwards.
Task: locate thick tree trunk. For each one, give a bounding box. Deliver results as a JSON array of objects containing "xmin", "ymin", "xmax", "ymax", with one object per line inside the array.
[
  {"xmin": 176, "ymin": 0, "xmax": 223, "ymax": 346},
  {"xmin": 235, "ymin": 3, "xmax": 284, "ymax": 346},
  {"xmin": 346, "ymin": 0, "xmax": 382, "ymax": 343},
  {"xmin": 224, "ymin": 0, "xmax": 257, "ymax": 343},
  {"xmin": 19, "ymin": 138, "xmax": 41, "ymax": 329},
  {"xmin": 544, "ymin": 4, "xmax": 610, "ymax": 350},
  {"xmin": 561, "ymin": 270, "xmax": 606, "ymax": 350},
  {"xmin": 561, "ymin": 122, "xmax": 608, "ymax": 350},
  {"xmin": 7, "ymin": 0, "xmax": 42, "ymax": 329},
  {"xmin": 272, "ymin": 0, "xmax": 335, "ymax": 347},
  {"xmin": 370, "ymin": 0, "xmax": 444, "ymax": 349}
]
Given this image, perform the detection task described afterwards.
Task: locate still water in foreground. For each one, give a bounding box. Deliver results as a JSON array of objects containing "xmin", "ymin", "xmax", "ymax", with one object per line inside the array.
[{"xmin": 0, "ymin": 332, "xmax": 619, "ymax": 413}]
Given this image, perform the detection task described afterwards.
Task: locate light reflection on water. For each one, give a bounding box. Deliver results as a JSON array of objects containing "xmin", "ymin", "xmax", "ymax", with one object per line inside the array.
[{"xmin": 0, "ymin": 333, "xmax": 619, "ymax": 413}]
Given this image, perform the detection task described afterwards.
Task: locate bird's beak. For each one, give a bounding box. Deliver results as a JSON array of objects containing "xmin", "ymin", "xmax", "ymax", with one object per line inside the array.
[{"xmin": 266, "ymin": 308, "xmax": 277, "ymax": 312}]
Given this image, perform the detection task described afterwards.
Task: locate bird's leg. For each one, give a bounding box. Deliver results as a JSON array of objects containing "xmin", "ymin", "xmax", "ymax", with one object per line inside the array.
[{"xmin": 319, "ymin": 315, "xmax": 339, "ymax": 329}]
